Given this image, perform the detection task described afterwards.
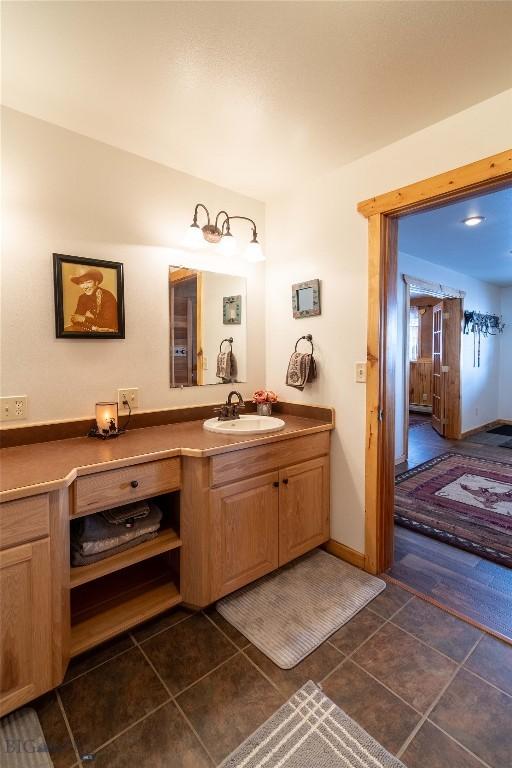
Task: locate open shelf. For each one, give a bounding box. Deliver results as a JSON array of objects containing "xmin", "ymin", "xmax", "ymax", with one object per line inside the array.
[
  {"xmin": 70, "ymin": 527, "xmax": 182, "ymax": 588},
  {"xmin": 70, "ymin": 558, "xmax": 181, "ymax": 657}
]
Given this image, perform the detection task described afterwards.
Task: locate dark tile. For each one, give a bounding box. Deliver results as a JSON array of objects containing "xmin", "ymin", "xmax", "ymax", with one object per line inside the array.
[
  {"xmin": 352, "ymin": 622, "xmax": 456, "ymax": 712},
  {"xmin": 141, "ymin": 613, "xmax": 235, "ymax": 694},
  {"xmin": 92, "ymin": 701, "xmax": 211, "ymax": 768},
  {"xmin": 367, "ymin": 582, "xmax": 411, "ymax": 619},
  {"xmin": 245, "ymin": 641, "xmax": 343, "ymax": 697},
  {"xmin": 59, "ymin": 646, "xmax": 167, "ymax": 755},
  {"xmin": 402, "ymin": 720, "xmax": 484, "ymax": 768},
  {"xmin": 465, "ymin": 634, "xmax": 512, "ymax": 695},
  {"xmin": 63, "ymin": 633, "xmax": 135, "ymax": 682},
  {"xmin": 203, "ymin": 606, "xmax": 250, "ymax": 648},
  {"xmin": 132, "ymin": 606, "xmax": 195, "ymax": 642},
  {"xmin": 33, "ymin": 691, "xmax": 76, "ymax": 768},
  {"xmin": 330, "ymin": 608, "xmax": 385, "ymax": 655},
  {"xmin": 430, "ymin": 668, "xmax": 512, "ymax": 768},
  {"xmin": 178, "ymin": 653, "xmax": 284, "ymax": 764},
  {"xmin": 322, "ymin": 660, "xmax": 420, "ymax": 754},
  {"xmin": 392, "ymin": 598, "xmax": 482, "ymax": 661}
]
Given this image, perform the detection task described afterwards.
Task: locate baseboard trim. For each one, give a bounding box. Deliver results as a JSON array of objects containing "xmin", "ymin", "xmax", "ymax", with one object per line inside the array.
[
  {"xmin": 323, "ymin": 539, "xmax": 365, "ymax": 569},
  {"xmin": 395, "ymin": 454, "xmax": 406, "ymax": 466},
  {"xmin": 460, "ymin": 419, "xmax": 508, "ymax": 439}
]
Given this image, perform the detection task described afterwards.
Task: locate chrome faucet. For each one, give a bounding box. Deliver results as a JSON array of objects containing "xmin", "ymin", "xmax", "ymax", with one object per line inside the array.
[{"xmin": 215, "ymin": 391, "xmax": 246, "ymax": 421}]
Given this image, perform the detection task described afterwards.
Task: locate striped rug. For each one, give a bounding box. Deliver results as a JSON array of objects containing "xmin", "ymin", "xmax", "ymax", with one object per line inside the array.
[
  {"xmin": 220, "ymin": 681, "xmax": 405, "ymax": 767},
  {"xmin": 0, "ymin": 708, "xmax": 53, "ymax": 767},
  {"xmin": 217, "ymin": 549, "xmax": 385, "ymax": 668}
]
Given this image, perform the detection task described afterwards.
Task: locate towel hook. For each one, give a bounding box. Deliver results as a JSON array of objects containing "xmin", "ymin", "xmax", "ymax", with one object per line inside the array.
[
  {"xmin": 219, "ymin": 337, "xmax": 234, "ymax": 353},
  {"xmin": 294, "ymin": 334, "xmax": 314, "ymax": 353}
]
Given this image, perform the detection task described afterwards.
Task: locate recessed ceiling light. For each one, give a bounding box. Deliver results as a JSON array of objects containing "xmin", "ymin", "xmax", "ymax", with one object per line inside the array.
[{"xmin": 462, "ymin": 216, "xmax": 485, "ymax": 227}]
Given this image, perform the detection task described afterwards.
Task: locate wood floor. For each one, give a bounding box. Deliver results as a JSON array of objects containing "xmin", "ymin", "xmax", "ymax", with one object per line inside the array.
[{"xmin": 389, "ymin": 418, "xmax": 512, "ymax": 643}]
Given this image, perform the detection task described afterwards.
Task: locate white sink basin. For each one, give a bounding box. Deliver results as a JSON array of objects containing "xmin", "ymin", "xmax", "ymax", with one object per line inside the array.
[{"xmin": 203, "ymin": 414, "xmax": 286, "ymax": 435}]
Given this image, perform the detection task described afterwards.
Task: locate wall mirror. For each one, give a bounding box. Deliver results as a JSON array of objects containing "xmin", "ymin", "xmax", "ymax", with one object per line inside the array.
[{"xmin": 169, "ymin": 266, "xmax": 247, "ymax": 387}]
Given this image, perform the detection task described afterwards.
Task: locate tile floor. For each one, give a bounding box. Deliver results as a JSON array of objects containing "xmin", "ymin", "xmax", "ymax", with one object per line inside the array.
[{"xmin": 33, "ymin": 582, "xmax": 512, "ymax": 768}]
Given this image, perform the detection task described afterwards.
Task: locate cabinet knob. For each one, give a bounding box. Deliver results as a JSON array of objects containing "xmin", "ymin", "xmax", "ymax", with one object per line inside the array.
[
  {"xmin": 283, "ymin": 478, "xmax": 289, "ymax": 485},
  {"xmin": 130, "ymin": 480, "xmax": 139, "ymax": 488},
  {"xmin": 272, "ymin": 481, "xmax": 279, "ymax": 488}
]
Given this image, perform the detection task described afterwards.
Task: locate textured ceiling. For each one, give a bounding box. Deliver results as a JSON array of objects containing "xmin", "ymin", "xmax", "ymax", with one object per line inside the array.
[
  {"xmin": 400, "ymin": 186, "xmax": 512, "ymax": 287},
  {"xmin": 2, "ymin": 1, "xmax": 512, "ymax": 200}
]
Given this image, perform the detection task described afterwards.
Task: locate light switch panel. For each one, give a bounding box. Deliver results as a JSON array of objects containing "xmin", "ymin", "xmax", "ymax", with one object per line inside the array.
[{"xmin": 355, "ymin": 362, "xmax": 367, "ymax": 383}]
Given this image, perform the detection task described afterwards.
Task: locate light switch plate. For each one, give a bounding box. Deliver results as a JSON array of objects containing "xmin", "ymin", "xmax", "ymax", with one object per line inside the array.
[
  {"xmin": 0, "ymin": 395, "xmax": 28, "ymax": 421},
  {"xmin": 118, "ymin": 388, "xmax": 139, "ymax": 411},
  {"xmin": 355, "ymin": 362, "xmax": 367, "ymax": 383}
]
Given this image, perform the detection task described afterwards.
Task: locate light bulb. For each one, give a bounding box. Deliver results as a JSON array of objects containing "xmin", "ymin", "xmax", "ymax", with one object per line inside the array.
[
  {"xmin": 244, "ymin": 240, "xmax": 265, "ymax": 262},
  {"xmin": 218, "ymin": 233, "xmax": 238, "ymax": 257},
  {"xmin": 182, "ymin": 224, "xmax": 206, "ymax": 249},
  {"xmin": 462, "ymin": 216, "xmax": 485, "ymax": 227}
]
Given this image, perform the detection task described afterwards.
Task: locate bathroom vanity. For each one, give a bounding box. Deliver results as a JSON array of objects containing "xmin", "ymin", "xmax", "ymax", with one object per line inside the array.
[{"xmin": 0, "ymin": 403, "xmax": 333, "ymax": 715}]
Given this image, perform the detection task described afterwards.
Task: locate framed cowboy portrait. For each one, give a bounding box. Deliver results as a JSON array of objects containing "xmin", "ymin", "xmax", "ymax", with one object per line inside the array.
[{"xmin": 53, "ymin": 254, "xmax": 125, "ymax": 339}]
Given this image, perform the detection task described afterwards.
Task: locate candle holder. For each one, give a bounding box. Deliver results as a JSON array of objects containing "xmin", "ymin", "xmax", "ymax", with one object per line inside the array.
[{"xmin": 88, "ymin": 401, "xmax": 126, "ymax": 440}]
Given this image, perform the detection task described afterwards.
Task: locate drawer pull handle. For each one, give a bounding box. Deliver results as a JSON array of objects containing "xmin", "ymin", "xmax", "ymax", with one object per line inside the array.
[
  {"xmin": 283, "ymin": 478, "xmax": 289, "ymax": 485},
  {"xmin": 272, "ymin": 481, "xmax": 279, "ymax": 488},
  {"xmin": 130, "ymin": 480, "xmax": 139, "ymax": 488}
]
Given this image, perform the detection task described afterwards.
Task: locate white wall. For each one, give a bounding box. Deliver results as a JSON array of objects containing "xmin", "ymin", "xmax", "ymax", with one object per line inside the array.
[
  {"xmin": 265, "ymin": 89, "xmax": 512, "ymax": 553},
  {"xmin": 395, "ymin": 251, "xmax": 504, "ymax": 460},
  {"xmin": 0, "ymin": 108, "xmax": 265, "ymax": 424},
  {"xmin": 499, "ymin": 287, "xmax": 512, "ymax": 420}
]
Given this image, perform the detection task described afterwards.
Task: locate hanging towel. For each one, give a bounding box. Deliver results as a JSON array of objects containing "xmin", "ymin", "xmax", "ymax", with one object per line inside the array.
[
  {"xmin": 71, "ymin": 502, "xmax": 162, "ymax": 557},
  {"xmin": 286, "ymin": 352, "xmax": 317, "ymax": 391},
  {"xmin": 216, "ymin": 351, "xmax": 238, "ymax": 382}
]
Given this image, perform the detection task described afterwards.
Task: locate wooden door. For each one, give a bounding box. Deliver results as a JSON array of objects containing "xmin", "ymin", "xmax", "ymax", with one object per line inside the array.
[
  {"xmin": 431, "ymin": 300, "xmax": 461, "ymax": 438},
  {"xmin": 169, "ymin": 269, "xmax": 203, "ymax": 387},
  {"xmin": 432, "ymin": 302, "xmax": 443, "ymax": 434},
  {"xmin": 279, "ymin": 456, "xmax": 330, "ymax": 566},
  {"xmin": 210, "ymin": 472, "xmax": 279, "ymax": 600},
  {"xmin": 0, "ymin": 539, "xmax": 52, "ymax": 716}
]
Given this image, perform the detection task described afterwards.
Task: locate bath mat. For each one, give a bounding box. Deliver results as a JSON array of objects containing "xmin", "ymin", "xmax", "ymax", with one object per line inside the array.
[
  {"xmin": 0, "ymin": 708, "xmax": 53, "ymax": 767},
  {"xmin": 220, "ymin": 681, "xmax": 405, "ymax": 768},
  {"xmin": 395, "ymin": 452, "xmax": 512, "ymax": 567},
  {"xmin": 216, "ymin": 549, "xmax": 386, "ymax": 668},
  {"xmin": 488, "ymin": 424, "xmax": 512, "ymax": 437}
]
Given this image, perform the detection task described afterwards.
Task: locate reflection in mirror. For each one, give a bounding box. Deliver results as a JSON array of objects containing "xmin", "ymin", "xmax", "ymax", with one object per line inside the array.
[{"xmin": 169, "ymin": 267, "xmax": 247, "ymax": 387}]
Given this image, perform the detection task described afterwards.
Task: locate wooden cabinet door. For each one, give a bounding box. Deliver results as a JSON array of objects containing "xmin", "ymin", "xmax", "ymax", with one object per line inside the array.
[
  {"xmin": 210, "ymin": 472, "xmax": 279, "ymax": 600},
  {"xmin": 0, "ymin": 539, "xmax": 52, "ymax": 716},
  {"xmin": 279, "ymin": 456, "xmax": 330, "ymax": 566}
]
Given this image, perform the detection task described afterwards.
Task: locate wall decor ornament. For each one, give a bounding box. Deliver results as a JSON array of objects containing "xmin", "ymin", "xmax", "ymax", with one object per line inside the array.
[
  {"xmin": 463, "ymin": 310, "xmax": 505, "ymax": 367},
  {"xmin": 291, "ymin": 279, "xmax": 321, "ymax": 319},
  {"xmin": 53, "ymin": 254, "xmax": 125, "ymax": 339},
  {"xmin": 223, "ymin": 295, "xmax": 242, "ymax": 324}
]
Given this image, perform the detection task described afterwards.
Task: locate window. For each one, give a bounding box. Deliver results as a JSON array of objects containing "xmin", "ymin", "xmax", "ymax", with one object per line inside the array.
[{"xmin": 409, "ymin": 305, "xmax": 419, "ymax": 361}]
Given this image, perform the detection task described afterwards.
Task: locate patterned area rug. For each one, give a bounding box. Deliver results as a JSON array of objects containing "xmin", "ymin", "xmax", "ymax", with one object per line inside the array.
[
  {"xmin": 221, "ymin": 681, "xmax": 404, "ymax": 768},
  {"xmin": 395, "ymin": 453, "xmax": 512, "ymax": 567}
]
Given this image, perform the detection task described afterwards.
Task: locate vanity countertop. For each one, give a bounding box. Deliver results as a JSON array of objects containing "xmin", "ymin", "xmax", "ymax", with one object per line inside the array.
[{"xmin": 0, "ymin": 413, "xmax": 334, "ymax": 501}]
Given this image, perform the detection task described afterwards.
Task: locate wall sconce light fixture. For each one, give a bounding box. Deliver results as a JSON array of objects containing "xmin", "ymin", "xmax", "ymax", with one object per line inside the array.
[
  {"xmin": 184, "ymin": 203, "xmax": 265, "ymax": 262},
  {"xmin": 89, "ymin": 401, "xmax": 128, "ymax": 439}
]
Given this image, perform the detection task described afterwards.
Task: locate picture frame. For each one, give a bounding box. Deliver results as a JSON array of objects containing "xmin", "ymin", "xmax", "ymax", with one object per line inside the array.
[
  {"xmin": 223, "ymin": 294, "xmax": 242, "ymax": 325},
  {"xmin": 53, "ymin": 253, "xmax": 125, "ymax": 339},
  {"xmin": 291, "ymin": 279, "xmax": 321, "ymax": 319}
]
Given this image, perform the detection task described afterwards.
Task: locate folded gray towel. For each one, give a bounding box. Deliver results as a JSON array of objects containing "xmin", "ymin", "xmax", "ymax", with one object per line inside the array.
[
  {"xmin": 71, "ymin": 502, "xmax": 162, "ymax": 556},
  {"xmin": 286, "ymin": 352, "xmax": 317, "ymax": 390},
  {"xmin": 101, "ymin": 500, "xmax": 150, "ymax": 526},
  {"xmin": 216, "ymin": 350, "xmax": 237, "ymax": 382},
  {"xmin": 71, "ymin": 531, "xmax": 159, "ymax": 567}
]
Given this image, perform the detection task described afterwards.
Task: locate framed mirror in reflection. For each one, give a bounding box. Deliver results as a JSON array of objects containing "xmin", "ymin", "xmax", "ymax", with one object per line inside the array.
[{"xmin": 169, "ymin": 266, "xmax": 247, "ymax": 387}]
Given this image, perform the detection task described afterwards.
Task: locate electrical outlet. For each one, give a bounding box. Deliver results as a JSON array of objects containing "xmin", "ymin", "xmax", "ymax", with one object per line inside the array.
[
  {"xmin": 118, "ymin": 388, "xmax": 139, "ymax": 411},
  {"xmin": 0, "ymin": 395, "xmax": 28, "ymax": 421},
  {"xmin": 355, "ymin": 362, "xmax": 367, "ymax": 383}
]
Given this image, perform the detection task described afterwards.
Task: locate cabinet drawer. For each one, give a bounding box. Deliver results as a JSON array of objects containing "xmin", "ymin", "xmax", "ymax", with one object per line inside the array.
[
  {"xmin": 0, "ymin": 494, "xmax": 49, "ymax": 550},
  {"xmin": 210, "ymin": 431, "xmax": 330, "ymax": 487},
  {"xmin": 74, "ymin": 458, "xmax": 181, "ymax": 516}
]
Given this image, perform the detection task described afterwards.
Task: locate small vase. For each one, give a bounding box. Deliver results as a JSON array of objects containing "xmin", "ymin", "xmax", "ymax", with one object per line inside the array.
[{"xmin": 257, "ymin": 402, "xmax": 272, "ymax": 416}]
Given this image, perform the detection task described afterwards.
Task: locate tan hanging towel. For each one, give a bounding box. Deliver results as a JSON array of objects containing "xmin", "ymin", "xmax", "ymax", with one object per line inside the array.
[{"xmin": 286, "ymin": 352, "xmax": 317, "ymax": 391}]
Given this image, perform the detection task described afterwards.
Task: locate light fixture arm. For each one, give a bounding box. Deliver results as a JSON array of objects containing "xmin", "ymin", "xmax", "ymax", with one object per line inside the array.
[
  {"xmin": 192, "ymin": 203, "xmax": 210, "ymax": 227},
  {"xmin": 215, "ymin": 210, "xmax": 231, "ymax": 234},
  {"xmin": 221, "ymin": 214, "xmax": 258, "ymax": 242}
]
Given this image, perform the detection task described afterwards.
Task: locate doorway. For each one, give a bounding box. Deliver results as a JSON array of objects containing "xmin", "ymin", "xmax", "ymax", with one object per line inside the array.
[{"xmin": 358, "ymin": 150, "xmax": 512, "ymax": 639}]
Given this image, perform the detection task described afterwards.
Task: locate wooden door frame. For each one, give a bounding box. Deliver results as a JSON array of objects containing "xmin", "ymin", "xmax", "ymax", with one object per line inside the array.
[{"xmin": 358, "ymin": 149, "xmax": 512, "ymax": 574}]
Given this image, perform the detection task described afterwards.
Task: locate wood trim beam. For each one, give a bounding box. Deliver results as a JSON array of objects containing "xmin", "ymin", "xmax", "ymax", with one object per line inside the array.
[
  {"xmin": 357, "ymin": 149, "xmax": 512, "ymax": 218},
  {"xmin": 323, "ymin": 539, "xmax": 365, "ymax": 569}
]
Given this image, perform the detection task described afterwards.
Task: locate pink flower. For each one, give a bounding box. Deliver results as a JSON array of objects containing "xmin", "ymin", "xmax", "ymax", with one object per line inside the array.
[{"xmin": 252, "ymin": 389, "xmax": 279, "ymax": 403}]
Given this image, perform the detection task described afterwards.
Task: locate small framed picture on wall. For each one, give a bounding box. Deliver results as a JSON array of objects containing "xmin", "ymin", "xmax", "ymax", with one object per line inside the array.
[{"xmin": 53, "ymin": 254, "xmax": 125, "ymax": 339}]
